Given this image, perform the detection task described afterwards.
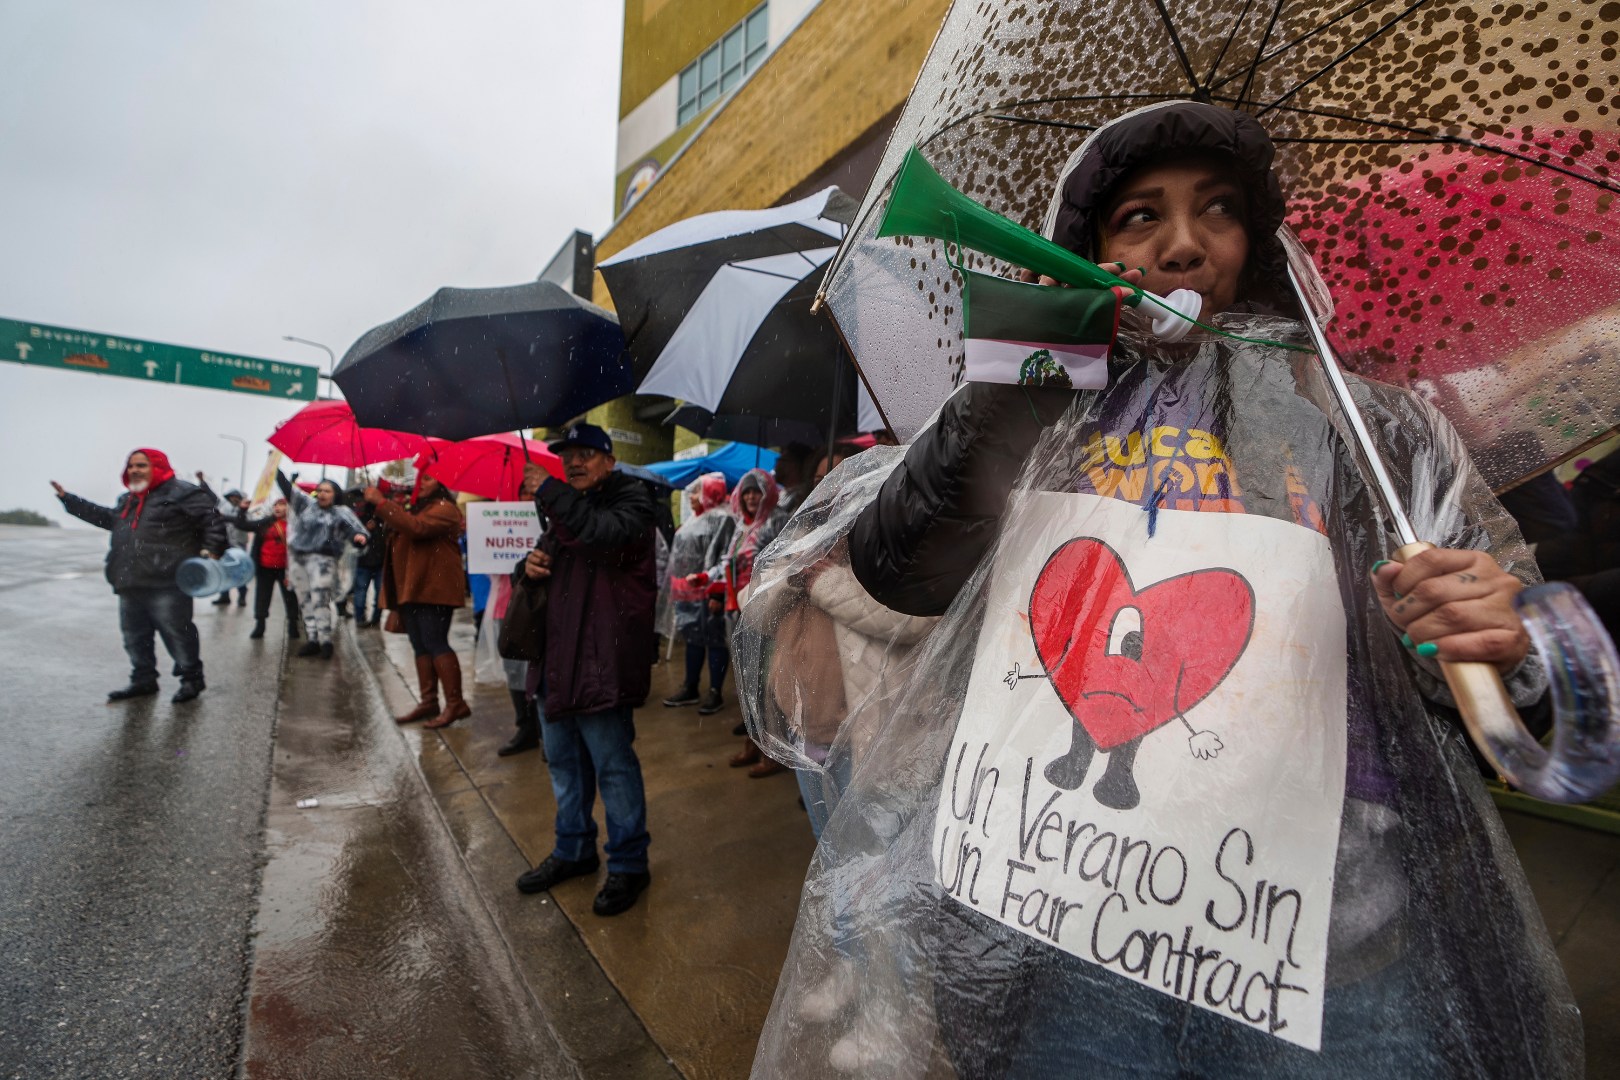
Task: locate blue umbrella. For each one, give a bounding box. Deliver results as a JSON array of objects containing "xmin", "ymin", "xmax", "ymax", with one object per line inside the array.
[
  {"xmin": 645, "ymin": 441, "xmax": 778, "ymax": 488},
  {"xmin": 334, "ymin": 281, "xmax": 631, "ymax": 442}
]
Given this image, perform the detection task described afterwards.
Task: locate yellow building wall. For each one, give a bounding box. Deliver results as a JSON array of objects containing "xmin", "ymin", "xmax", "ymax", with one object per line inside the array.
[
  {"xmin": 620, "ymin": 0, "xmax": 764, "ymax": 118},
  {"xmin": 595, "ymin": 0, "xmax": 951, "ymax": 457},
  {"xmin": 614, "ymin": 108, "xmax": 715, "ymax": 210},
  {"xmin": 601, "ymin": 0, "xmax": 949, "ymax": 265}
]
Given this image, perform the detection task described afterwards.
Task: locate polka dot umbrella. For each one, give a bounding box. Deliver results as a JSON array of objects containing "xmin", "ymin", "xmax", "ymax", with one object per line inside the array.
[
  {"xmin": 816, "ymin": 0, "xmax": 1620, "ymax": 492},
  {"xmin": 1292, "ymin": 128, "xmax": 1620, "ymax": 486}
]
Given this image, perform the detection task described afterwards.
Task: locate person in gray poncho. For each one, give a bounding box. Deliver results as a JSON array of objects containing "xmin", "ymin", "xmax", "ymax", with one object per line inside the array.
[{"xmin": 275, "ymin": 472, "xmax": 368, "ymax": 660}]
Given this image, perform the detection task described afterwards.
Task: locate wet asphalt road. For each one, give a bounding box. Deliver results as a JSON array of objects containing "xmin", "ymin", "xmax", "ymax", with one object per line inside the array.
[
  {"xmin": 0, "ymin": 526, "xmax": 578, "ymax": 1079},
  {"xmin": 0, "ymin": 525, "xmax": 283, "ymax": 1078}
]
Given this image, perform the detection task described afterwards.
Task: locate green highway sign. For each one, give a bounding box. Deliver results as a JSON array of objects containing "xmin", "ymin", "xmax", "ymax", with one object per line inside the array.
[{"xmin": 0, "ymin": 316, "xmax": 318, "ymax": 400}]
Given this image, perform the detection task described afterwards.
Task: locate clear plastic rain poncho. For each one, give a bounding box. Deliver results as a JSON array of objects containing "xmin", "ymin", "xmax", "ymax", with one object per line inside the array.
[
  {"xmin": 736, "ymin": 294, "xmax": 1581, "ymax": 1074},
  {"xmin": 658, "ymin": 471, "xmax": 734, "ymax": 643}
]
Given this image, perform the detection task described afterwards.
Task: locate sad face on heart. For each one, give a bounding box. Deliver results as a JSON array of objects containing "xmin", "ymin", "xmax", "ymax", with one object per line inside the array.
[{"xmin": 1023, "ymin": 538, "xmax": 1255, "ymax": 806}]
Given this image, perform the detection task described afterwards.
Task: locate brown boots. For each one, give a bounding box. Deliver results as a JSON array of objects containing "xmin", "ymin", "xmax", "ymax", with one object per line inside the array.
[
  {"xmin": 423, "ymin": 653, "xmax": 471, "ymax": 730},
  {"xmin": 396, "ymin": 655, "xmax": 439, "ymax": 724}
]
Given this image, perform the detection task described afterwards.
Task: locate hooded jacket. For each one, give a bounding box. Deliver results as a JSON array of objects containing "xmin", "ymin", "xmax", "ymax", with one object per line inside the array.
[
  {"xmin": 58, "ymin": 448, "xmax": 227, "ymax": 593},
  {"xmin": 718, "ymin": 468, "xmax": 784, "ymax": 612},
  {"xmin": 533, "ymin": 471, "xmax": 659, "ymax": 719},
  {"xmin": 662, "ymin": 472, "xmax": 735, "ymax": 642}
]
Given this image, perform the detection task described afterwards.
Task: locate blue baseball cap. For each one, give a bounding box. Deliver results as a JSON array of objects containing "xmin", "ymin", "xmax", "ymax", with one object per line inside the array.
[{"xmin": 547, "ymin": 422, "xmax": 614, "ymax": 456}]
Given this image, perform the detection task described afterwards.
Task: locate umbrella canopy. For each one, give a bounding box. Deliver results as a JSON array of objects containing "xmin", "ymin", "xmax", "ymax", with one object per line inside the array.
[
  {"xmin": 661, "ymin": 407, "xmax": 885, "ymax": 451},
  {"xmin": 268, "ymin": 400, "xmax": 431, "ymax": 468},
  {"xmin": 600, "ymin": 188, "xmax": 886, "ymax": 442},
  {"xmin": 333, "ymin": 281, "xmax": 632, "ymax": 442},
  {"xmin": 816, "ymin": 0, "xmax": 1620, "ymax": 490},
  {"xmin": 612, "ymin": 461, "xmax": 677, "ymax": 490},
  {"xmin": 418, "ymin": 433, "xmax": 563, "ymax": 502},
  {"xmin": 1292, "ymin": 130, "xmax": 1620, "ymax": 484},
  {"xmin": 645, "ymin": 441, "xmax": 779, "ymax": 488}
]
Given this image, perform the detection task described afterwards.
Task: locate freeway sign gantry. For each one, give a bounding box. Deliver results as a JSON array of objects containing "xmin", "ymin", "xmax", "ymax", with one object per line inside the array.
[{"xmin": 0, "ymin": 316, "xmax": 318, "ymax": 400}]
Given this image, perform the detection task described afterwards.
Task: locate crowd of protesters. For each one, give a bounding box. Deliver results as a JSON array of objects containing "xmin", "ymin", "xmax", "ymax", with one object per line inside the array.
[{"xmin": 44, "ymin": 419, "xmax": 1620, "ymax": 935}]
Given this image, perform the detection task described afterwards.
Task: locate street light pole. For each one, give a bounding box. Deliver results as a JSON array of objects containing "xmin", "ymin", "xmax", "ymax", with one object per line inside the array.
[
  {"xmin": 218, "ymin": 434, "xmax": 247, "ymax": 493},
  {"xmin": 282, "ymin": 335, "xmax": 336, "ymax": 398},
  {"xmin": 283, "ymin": 335, "xmax": 337, "ymax": 480}
]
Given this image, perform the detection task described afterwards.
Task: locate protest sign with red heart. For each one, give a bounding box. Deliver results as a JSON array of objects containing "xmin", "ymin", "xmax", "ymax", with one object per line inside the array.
[{"xmin": 1029, "ymin": 537, "xmax": 1255, "ymax": 750}]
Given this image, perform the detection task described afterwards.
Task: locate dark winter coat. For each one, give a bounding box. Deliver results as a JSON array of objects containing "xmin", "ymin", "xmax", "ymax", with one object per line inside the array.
[
  {"xmin": 533, "ymin": 472, "xmax": 658, "ymax": 720},
  {"xmin": 355, "ymin": 501, "xmax": 388, "ymax": 570},
  {"xmin": 61, "ymin": 479, "xmax": 226, "ymax": 593}
]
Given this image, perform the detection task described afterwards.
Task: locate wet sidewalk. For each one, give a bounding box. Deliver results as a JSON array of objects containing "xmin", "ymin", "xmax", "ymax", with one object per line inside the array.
[
  {"xmin": 361, "ymin": 616, "xmax": 813, "ymax": 1080},
  {"xmin": 240, "ymin": 624, "xmax": 665, "ymax": 1079},
  {"xmin": 356, "ymin": 612, "xmax": 1620, "ymax": 1080}
]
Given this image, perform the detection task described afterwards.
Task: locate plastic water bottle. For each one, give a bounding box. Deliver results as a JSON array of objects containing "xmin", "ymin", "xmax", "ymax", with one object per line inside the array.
[{"xmin": 176, "ymin": 547, "xmax": 255, "ymax": 598}]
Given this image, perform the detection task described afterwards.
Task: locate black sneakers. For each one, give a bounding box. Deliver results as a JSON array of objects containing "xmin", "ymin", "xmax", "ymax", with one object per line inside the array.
[
  {"xmin": 319, "ymin": 642, "xmax": 334, "ymax": 660},
  {"xmin": 697, "ymin": 689, "xmax": 724, "ymax": 716},
  {"xmin": 107, "ymin": 683, "xmax": 160, "ymax": 702},
  {"xmin": 249, "ymin": 619, "xmax": 266, "ymax": 639},
  {"xmin": 172, "ymin": 680, "xmax": 205, "ymax": 704},
  {"xmin": 516, "ymin": 854, "xmax": 600, "ymax": 894},
  {"xmin": 593, "ymin": 872, "xmax": 652, "ymax": 917},
  {"xmin": 295, "ymin": 641, "xmax": 321, "ymax": 658},
  {"xmin": 662, "ymin": 687, "xmax": 700, "ymax": 707}
]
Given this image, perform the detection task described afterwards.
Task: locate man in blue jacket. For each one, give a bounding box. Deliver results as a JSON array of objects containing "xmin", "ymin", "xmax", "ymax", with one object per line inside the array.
[{"xmin": 52, "ymin": 447, "xmax": 226, "ymax": 703}]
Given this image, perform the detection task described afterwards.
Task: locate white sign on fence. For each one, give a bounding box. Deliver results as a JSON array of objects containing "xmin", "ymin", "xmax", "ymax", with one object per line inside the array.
[{"xmin": 466, "ymin": 501, "xmax": 542, "ymax": 574}]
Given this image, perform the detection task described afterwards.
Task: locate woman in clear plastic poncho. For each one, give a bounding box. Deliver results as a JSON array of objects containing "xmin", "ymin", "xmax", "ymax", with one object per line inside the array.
[
  {"xmin": 739, "ymin": 102, "xmax": 1580, "ymax": 1078},
  {"xmin": 661, "ymin": 471, "xmax": 736, "ymax": 713}
]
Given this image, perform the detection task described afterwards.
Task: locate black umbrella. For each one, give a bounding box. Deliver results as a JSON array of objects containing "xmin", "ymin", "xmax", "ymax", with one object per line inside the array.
[
  {"xmin": 598, "ymin": 187, "xmax": 886, "ymax": 443},
  {"xmin": 662, "ymin": 407, "xmax": 834, "ymax": 450},
  {"xmin": 333, "ymin": 281, "xmax": 631, "ymax": 442}
]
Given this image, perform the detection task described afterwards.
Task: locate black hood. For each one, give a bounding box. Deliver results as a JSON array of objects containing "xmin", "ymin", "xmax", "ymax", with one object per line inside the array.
[{"xmin": 1044, "ymin": 102, "xmax": 1295, "ymax": 315}]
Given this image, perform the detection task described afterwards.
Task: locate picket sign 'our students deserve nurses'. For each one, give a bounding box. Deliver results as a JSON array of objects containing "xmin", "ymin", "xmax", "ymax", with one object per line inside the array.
[{"xmin": 933, "ymin": 491, "xmax": 1347, "ymax": 1051}]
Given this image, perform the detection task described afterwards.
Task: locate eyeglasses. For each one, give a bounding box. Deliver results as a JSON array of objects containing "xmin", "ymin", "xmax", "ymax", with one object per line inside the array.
[{"xmin": 558, "ymin": 448, "xmax": 601, "ymax": 465}]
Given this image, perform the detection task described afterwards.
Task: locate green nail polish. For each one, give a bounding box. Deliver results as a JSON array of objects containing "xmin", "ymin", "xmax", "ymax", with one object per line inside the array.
[
  {"xmin": 1401, "ymin": 633, "xmax": 1413, "ymax": 649},
  {"xmin": 1416, "ymin": 642, "xmax": 1439, "ymax": 658},
  {"xmin": 1372, "ymin": 560, "xmax": 1391, "ymax": 574},
  {"xmin": 1393, "ymin": 591, "xmax": 1403, "ymax": 600}
]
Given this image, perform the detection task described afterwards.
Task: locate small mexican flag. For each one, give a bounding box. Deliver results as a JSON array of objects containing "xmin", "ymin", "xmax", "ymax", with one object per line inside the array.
[{"xmin": 961, "ymin": 270, "xmax": 1126, "ymax": 389}]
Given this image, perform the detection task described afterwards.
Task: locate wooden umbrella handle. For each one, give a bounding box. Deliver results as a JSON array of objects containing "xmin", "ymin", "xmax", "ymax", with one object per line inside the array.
[{"xmin": 1394, "ymin": 541, "xmax": 1522, "ymax": 781}]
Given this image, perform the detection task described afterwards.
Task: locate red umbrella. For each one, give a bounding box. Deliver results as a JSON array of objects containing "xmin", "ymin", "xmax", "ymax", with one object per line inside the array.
[
  {"xmin": 268, "ymin": 400, "xmax": 432, "ymax": 468},
  {"xmin": 1292, "ymin": 129, "xmax": 1620, "ymax": 487},
  {"xmin": 419, "ymin": 432, "xmax": 563, "ymax": 501}
]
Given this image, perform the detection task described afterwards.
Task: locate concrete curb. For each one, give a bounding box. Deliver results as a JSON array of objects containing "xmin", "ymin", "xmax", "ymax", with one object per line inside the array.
[{"xmin": 353, "ymin": 626, "xmax": 681, "ymax": 1080}]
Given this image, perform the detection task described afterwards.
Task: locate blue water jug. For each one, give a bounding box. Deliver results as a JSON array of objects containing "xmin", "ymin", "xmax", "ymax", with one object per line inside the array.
[{"xmin": 176, "ymin": 547, "xmax": 255, "ymax": 598}]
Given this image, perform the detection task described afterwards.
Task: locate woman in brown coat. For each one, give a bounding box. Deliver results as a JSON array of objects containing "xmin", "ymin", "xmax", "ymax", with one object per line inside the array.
[{"xmin": 363, "ymin": 476, "xmax": 468, "ymax": 729}]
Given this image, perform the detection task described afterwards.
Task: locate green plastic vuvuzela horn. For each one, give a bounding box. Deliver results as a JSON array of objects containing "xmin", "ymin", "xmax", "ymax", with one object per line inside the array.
[{"xmin": 877, "ymin": 146, "xmax": 1202, "ymax": 340}]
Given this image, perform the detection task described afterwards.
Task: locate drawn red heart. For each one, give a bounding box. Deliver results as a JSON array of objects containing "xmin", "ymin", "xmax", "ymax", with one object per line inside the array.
[{"xmin": 1029, "ymin": 538, "xmax": 1254, "ymax": 749}]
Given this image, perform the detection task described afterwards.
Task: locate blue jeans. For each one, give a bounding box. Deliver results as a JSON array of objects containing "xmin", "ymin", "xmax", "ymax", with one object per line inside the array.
[
  {"xmin": 351, "ymin": 564, "xmax": 382, "ymax": 621},
  {"xmin": 118, "ymin": 587, "xmax": 202, "ymax": 685},
  {"xmin": 794, "ymin": 749, "xmax": 852, "ymax": 842},
  {"xmin": 540, "ymin": 706, "xmax": 650, "ymax": 874}
]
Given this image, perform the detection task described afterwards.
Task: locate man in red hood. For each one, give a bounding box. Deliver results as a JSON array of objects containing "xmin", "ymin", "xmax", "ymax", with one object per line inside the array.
[{"xmin": 52, "ymin": 448, "xmax": 227, "ymax": 703}]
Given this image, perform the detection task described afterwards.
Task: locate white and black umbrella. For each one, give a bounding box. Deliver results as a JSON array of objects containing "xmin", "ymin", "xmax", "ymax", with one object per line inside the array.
[{"xmin": 599, "ymin": 187, "xmax": 885, "ymax": 443}]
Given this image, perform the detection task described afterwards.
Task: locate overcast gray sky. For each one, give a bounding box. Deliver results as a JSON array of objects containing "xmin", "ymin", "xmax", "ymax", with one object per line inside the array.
[{"xmin": 0, "ymin": 0, "xmax": 623, "ymax": 522}]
